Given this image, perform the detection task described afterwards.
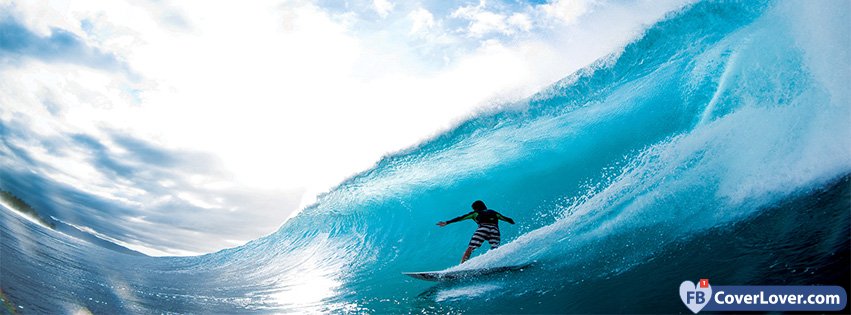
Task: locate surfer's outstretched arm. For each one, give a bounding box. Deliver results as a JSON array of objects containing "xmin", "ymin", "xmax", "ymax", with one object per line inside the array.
[{"xmin": 437, "ymin": 211, "xmax": 476, "ymax": 227}]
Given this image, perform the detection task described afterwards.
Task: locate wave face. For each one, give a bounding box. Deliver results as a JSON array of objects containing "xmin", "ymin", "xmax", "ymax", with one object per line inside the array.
[{"xmin": 2, "ymin": 0, "xmax": 850, "ymax": 313}]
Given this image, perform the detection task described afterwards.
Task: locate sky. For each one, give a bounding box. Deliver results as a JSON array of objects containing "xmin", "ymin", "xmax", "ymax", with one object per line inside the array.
[{"xmin": 0, "ymin": 0, "xmax": 692, "ymax": 256}]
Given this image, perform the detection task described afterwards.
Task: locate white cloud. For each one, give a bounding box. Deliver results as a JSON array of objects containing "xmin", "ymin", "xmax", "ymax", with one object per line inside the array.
[
  {"xmin": 508, "ymin": 13, "xmax": 532, "ymax": 32},
  {"xmin": 373, "ymin": 0, "xmax": 394, "ymax": 18},
  {"xmin": 451, "ymin": 1, "xmax": 524, "ymax": 37},
  {"xmin": 540, "ymin": 0, "xmax": 597, "ymax": 25},
  {"xmin": 408, "ymin": 7, "xmax": 435, "ymax": 34}
]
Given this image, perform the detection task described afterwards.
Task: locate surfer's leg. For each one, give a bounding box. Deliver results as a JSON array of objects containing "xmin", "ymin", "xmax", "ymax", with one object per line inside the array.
[
  {"xmin": 469, "ymin": 229, "xmax": 487, "ymax": 248},
  {"xmin": 488, "ymin": 231, "xmax": 501, "ymax": 249},
  {"xmin": 461, "ymin": 246, "xmax": 475, "ymax": 263},
  {"xmin": 464, "ymin": 227, "xmax": 487, "ymax": 263},
  {"xmin": 476, "ymin": 224, "xmax": 500, "ymax": 250}
]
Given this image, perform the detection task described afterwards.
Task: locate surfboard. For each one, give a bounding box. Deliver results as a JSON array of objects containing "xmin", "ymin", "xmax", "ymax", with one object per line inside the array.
[{"xmin": 403, "ymin": 264, "xmax": 532, "ymax": 282}]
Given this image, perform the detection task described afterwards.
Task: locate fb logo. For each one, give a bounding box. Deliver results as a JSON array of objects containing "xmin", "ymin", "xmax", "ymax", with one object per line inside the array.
[
  {"xmin": 680, "ymin": 279, "xmax": 712, "ymax": 314},
  {"xmin": 687, "ymin": 290, "xmax": 706, "ymax": 304}
]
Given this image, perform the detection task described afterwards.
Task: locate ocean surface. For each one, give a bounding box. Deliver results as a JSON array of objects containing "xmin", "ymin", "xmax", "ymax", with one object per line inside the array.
[{"xmin": 2, "ymin": 0, "xmax": 850, "ymax": 313}]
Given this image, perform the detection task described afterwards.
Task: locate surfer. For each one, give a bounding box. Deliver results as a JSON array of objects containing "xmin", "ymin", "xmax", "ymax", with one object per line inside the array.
[{"xmin": 437, "ymin": 200, "xmax": 515, "ymax": 263}]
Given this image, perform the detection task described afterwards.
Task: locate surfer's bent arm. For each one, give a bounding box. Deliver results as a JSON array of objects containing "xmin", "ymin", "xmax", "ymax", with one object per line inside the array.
[{"xmin": 496, "ymin": 212, "xmax": 515, "ymax": 224}]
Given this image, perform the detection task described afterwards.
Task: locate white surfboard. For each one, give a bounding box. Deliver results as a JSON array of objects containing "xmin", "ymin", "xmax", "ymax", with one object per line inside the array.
[{"xmin": 403, "ymin": 264, "xmax": 532, "ymax": 282}]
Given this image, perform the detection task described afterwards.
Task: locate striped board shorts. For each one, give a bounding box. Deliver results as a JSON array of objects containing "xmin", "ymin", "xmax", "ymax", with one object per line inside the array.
[{"xmin": 468, "ymin": 223, "xmax": 500, "ymax": 249}]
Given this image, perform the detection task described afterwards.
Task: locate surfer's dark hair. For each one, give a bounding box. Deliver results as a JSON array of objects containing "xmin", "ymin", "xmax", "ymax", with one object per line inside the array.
[{"xmin": 471, "ymin": 200, "xmax": 487, "ymax": 211}]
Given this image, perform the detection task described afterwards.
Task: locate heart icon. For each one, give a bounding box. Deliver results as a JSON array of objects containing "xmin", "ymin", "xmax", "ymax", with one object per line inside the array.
[{"xmin": 679, "ymin": 281, "xmax": 712, "ymax": 314}]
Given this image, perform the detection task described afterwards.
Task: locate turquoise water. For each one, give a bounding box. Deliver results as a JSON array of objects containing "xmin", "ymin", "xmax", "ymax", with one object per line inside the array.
[{"xmin": 2, "ymin": 0, "xmax": 850, "ymax": 313}]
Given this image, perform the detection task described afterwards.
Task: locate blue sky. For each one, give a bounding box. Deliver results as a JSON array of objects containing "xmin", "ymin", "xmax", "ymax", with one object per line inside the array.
[{"xmin": 0, "ymin": 0, "xmax": 691, "ymax": 256}]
